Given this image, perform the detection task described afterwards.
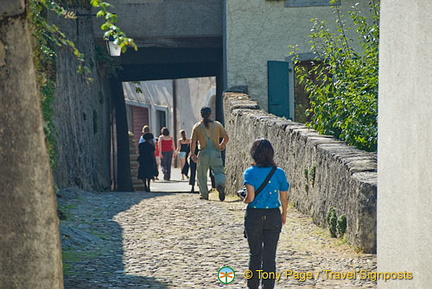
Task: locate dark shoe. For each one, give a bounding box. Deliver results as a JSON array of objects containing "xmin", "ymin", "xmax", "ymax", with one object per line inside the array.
[
  {"xmin": 217, "ymin": 185, "xmax": 225, "ymax": 201},
  {"xmin": 199, "ymin": 196, "xmax": 209, "ymax": 200}
]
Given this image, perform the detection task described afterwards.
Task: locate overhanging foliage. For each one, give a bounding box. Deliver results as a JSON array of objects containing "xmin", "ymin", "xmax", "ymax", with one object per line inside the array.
[{"xmin": 291, "ymin": 1, "xmax": 379, "ymax": 152}]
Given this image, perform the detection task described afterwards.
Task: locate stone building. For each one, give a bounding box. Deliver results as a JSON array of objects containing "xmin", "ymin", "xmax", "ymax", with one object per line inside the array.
[
  {"xmin": 122, "ymin": 77, "xmax": 216, "ymax": 148},
  {"xmin": 225, "ymin": 0, "xmax": 373, "ymax": 120},
  {"xmin": 48, "ymin": 0, "xmax": 377, "ymax": 190}
]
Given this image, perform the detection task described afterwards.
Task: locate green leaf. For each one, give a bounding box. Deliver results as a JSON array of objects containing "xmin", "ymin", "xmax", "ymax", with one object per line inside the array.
[{"xmin": 290, "ymin": 0, "xmax": 379, "ymax": 151}]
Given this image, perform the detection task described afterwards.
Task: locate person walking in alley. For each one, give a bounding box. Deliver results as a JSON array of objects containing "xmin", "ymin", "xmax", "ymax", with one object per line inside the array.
[
  {"xmin": 239, "ymin": 138, "xmax": 289, "ymax": 289},
  {"xmin": 190, "ymin": 106, "xmax": 229, "ymax": 201},
  {"xmin": 139, "ymin": 125, "xmax": 151, "ymax": 143},
  {"xmin": 158, "ymin": 127, "xmax": 176, "ymax": 181},
  {"xmin": 137, "ymin": 133, "xmax": 158, "ymax": 192},
  {"xmin": 154, "ymin": 138, "xmax": 160, "ymax": 180},
  {"xmin": 188, "ymin": 147, "xmax": 215, "ymax": 193},
  {"xmin": 139, "ymin": 125, "xmax": 159, "ymax": 179},
  {"xmin": 176, "ymin": 129, "xmax": 190, "ymax": 180}
]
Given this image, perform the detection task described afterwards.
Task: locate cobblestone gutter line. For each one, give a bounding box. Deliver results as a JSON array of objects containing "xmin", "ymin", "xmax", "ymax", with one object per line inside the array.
[{"xmin": 59, "ymin": 188, "xmax": 376, "ymax": 288}]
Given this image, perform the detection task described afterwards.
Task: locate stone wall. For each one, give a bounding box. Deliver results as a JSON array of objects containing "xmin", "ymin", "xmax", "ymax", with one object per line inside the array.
[
  {"xmin": 0, "ymin": 6, "xmax": 63, "ymax": 287},
  {"xmin": 223, "ymin": 92, "xmax": 377, "ymax": 253},
  {"xmin": 49, "ymin": 10, "xmax": 112, "ymax": 191}
]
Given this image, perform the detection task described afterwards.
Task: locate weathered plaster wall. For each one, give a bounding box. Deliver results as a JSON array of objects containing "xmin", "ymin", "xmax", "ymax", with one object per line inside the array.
[
  {"xmin": 49, "ymin": 10, "xmax": 112, "ymax": 191},
  {"xmin": 175, "ymin": 77, "xmax": 216, "ymax": 137},
  {"xmin": 225, "ymin": 0, "xmax": 370, "ymax": 109},
  {"xmin": 224, "ymin": 92, "xmax": 377, "ymax": 253},
  {"xmin": 377, "ymin": 1, "xmax": 432, "ymax": 287},
  {"xmin": 92, "ymin": 0, "xmax": 223, "ymax": 40},
  {"xmin": 123, "ymin": 79, "xmax": 174, "ymax": 136},
  {"xmin": 123, "ymin": 77, "xmax": 216, "ymax": 140}
]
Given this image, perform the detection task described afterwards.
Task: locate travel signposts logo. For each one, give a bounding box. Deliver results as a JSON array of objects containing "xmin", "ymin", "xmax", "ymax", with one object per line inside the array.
[{"xmin": 218, "ymin": 266, "xmax": 236, "ymax": 284}]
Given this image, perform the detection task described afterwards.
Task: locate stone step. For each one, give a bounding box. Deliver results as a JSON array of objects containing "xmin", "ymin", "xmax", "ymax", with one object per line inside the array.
[
  {"xmin": 133, "ymin": 185, "xmax": 145, "ymax": 191},
  {"xmin": 132, "ymin": 179, "xmax": 143, "ymax": 185}
]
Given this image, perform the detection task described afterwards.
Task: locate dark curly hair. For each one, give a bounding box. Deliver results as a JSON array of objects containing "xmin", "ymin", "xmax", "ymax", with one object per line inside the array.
[{"xmin": 250, "ymin": 138, "xmax": 276, "ymax": 167}]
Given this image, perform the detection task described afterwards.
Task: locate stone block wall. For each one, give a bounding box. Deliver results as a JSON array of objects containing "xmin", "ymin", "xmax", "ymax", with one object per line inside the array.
[
  {"xmin": 49, "ymin": 9, "xmax": 112, "ymax": 191},
  {"xmin": 223, "ymin": 92, "xmax": 377, "ymax": 253}
]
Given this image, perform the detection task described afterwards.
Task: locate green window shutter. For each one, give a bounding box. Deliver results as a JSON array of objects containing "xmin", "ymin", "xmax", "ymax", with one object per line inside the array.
[{"xmin": 268, "ymin": 61, "xmax": 290, "ymax": 119}]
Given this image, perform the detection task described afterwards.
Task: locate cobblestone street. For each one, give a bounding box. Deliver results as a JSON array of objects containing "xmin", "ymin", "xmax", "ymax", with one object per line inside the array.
[{"xmin": 59, "ymin": 186, "xmax": 376, "ymax": 289}]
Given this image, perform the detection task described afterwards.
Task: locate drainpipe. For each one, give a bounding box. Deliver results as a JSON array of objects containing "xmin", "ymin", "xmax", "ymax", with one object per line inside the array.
[{"xmin": 172, "ymin": 79, "xmax": 178, "ymax": 168}]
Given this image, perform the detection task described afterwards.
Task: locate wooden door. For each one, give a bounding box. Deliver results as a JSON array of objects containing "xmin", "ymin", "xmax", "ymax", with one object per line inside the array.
[{"xmin": 132, "ymin": 106, "xmax": 149, "ymax": 146}]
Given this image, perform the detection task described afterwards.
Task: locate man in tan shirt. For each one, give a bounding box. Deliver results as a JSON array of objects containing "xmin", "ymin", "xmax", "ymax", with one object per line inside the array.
[{"xmin": 190, "ymin": 107, "xmax": 229, "ymax": 201}]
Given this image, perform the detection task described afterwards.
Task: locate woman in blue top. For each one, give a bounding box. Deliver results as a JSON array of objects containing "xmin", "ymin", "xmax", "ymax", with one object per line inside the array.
[{"xmin": 242, "ymin": 138, "xmax": 289, "ymax": 289}]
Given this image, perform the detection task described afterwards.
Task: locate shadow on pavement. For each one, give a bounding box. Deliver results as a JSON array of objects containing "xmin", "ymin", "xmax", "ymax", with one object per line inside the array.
[{"xmin": 58, "ymin": 187, "xmax": 171, "ymax": 289}]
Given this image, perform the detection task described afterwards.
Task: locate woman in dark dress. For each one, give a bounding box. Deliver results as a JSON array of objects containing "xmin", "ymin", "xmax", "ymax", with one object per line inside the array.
[{"xmin": 137, "ymin": 133, "xmax": 158, "ymax": 192}]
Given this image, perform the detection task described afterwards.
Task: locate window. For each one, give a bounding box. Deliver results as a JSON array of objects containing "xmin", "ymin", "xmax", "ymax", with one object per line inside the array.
[
  {"xmin": 285, "ymin": 0, "xmax": 341, "ymax": 7},
  {"xmin": 156, "ymin": 109, "xmax": 167, "ymax": 134},
  {"xmin": 293, "ymin": 60, "xmax": 329, "ymax": 123},
  {"xmin": 293, "ymin": 61, "xmax": 314, "ymax": 123}
]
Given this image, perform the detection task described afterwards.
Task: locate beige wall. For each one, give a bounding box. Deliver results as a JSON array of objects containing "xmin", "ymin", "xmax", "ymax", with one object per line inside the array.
[
  {"xmin": 377, "ymin": 1, "xmax": 432, "ymax": 288},
  {"xmin": 123, "ymin": 77, "xmax": 216, "ymax": 141},
  {"xmin": 175, "ymin": 77, "xmax": 216, "ymax": 140},
  {"xmin": 225, "ymin": 0, "xmax": 369, "ymax": 110}
]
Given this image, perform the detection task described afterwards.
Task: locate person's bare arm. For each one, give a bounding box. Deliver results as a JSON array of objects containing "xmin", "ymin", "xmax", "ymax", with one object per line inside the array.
[
  {"xmin": 190, "ymin": 139, "xmax": 198, "ymax": 163},
  {"xmin": 176, "ymin": 139, "xmax": 181, "ymax": 153},
  {"xmin": 158, "ymin": 137, "xmax": 163, "ymax": 159},
  {"xmin": 219, "ymin": 134, "xmax": 229, "ymax": 151},
  {"xmin": 243, "ymin": 183, "xmax": 255, "ymax": 203},
  {"xmin": 280, "ymin": 190, "xmax": 288, "ymax": 225}
]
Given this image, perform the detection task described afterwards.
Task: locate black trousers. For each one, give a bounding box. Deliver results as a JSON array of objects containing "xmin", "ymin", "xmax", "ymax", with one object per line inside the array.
[
  {"xmin": 161, "ymin": 151, "xmax": 173, "ymax": 180},
  {"xmin": 244, "ymin": 208, "xmax": 282, "ymax": 289},
  {"xmin": 180, "ymin": 150, "xmax": 190, "ymax": 176}
]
